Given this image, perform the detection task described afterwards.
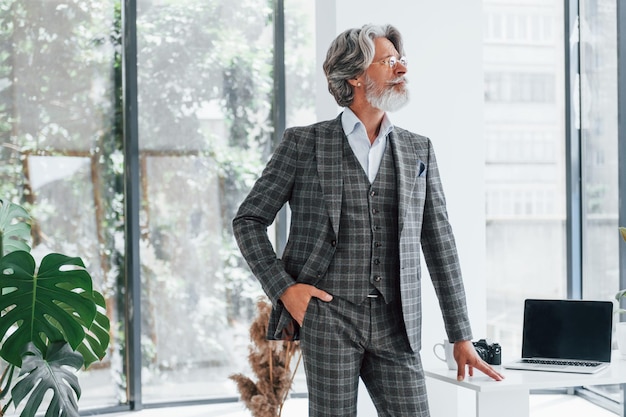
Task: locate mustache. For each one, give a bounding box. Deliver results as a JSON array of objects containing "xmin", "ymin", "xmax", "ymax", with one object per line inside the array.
[{"xmin": 387, "ymin": 77, "xmax": 408, "ymax": 86}]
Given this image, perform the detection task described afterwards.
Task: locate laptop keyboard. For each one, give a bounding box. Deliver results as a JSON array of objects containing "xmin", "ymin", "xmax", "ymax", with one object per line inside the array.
[{"xmin": 521, "ymin": 359, "xmax": 602, "ymax": 367}]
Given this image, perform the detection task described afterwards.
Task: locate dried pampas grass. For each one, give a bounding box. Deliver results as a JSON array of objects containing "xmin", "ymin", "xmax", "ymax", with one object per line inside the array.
[{"xmin": 230, "ymin": 298, "xmax": 301, "ymax": 417}]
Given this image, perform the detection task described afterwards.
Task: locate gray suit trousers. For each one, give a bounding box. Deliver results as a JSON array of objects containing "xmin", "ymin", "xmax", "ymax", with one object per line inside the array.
[{"xmin": 300, "ymin": 296, "xmax": 430, "ymax": 417}]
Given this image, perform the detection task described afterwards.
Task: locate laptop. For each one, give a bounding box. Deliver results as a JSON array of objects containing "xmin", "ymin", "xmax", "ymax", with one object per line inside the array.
[{"xmin": 503, "ymin": 299, "xmax": 613, "ymax": 374}]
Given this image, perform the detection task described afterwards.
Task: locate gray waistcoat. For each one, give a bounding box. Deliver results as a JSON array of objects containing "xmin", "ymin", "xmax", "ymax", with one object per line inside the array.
[{"xmin": 321, "ymin": 137, "xmax": 401, "ymax": 304}]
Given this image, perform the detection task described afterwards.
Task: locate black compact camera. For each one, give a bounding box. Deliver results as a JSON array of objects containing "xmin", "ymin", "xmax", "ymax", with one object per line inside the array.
[{"xmin": 472, "ymin": 339, "xmax": 502, "ymax": 365}]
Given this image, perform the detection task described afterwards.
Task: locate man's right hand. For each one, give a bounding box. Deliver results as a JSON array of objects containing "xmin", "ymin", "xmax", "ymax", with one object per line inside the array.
[{"xmin": 280, "ymin": 283, "xmax": 333, "ymax": 326}]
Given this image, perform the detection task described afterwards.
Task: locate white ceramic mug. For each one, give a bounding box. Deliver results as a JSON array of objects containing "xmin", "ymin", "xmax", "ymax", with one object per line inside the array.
[{"xmin": 433, "ymin": 340, "xmax": 457, "ymax": 370}]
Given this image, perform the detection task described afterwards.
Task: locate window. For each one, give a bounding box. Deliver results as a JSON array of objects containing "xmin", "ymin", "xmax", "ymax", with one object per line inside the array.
[
  {"xmin": 579, "ymin": 0, "xmax": 619, "ymax": 302},
  {"xmin": 483, "ymin": 0, "xmax": 566, "ymax": 362},
  {"xmin": 485, "ymin": 72, "xmax": 556, "ymax": 103},
  {"xmin": 0, "ymin": 0, "xmax": 122, "ymax": 409},
  {"xmin": 578, "ymin": 0, "xmax": 621, "ymax": 407},
  {"xmin": 0, "ymin": 0, "xmax": 280, "ymax": 409},
  {"xmin": 484, "ymin": 10, "xmax": 556, "ymax": 44},
  {"xmin": 135, "ymin": 0, "xmax": 273, "ymax": 403},
  {"xmin": 486, "ymin": 129, "xmax": 558, "ymax": 163},
  {"xmin": 485, "ymin": 0, "xmax": 622, "ymax": 411}
]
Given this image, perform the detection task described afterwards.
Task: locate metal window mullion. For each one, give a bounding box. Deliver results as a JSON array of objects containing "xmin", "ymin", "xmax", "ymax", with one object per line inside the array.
[
  {"xmin": 618, "ymin": 0, "xmax": 626, "ymax": 314},
  {"xmin": 565, "ymin": 0, "xmax": 583, "ymax": 300},
  {"xmin": 273, "ymin": 0, "xmax": 288, "ymax": 256},
  {"xmin": 122, "ymin": 0, "xmax": 142, "ymax": 410}
]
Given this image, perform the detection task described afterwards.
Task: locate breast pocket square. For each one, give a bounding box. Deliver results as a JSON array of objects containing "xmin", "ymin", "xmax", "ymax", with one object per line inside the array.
[{"xmin": 417, "ymin": 160, "xmax": 427, "ymax": 177}]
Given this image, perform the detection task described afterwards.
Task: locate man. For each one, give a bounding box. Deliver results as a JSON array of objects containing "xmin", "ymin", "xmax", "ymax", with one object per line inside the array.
[{"xmin": 233, "ymin": 23, "xmax": 504, "ymax": 416}]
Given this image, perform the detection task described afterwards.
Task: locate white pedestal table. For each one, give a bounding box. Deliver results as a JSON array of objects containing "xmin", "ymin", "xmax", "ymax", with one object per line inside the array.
[{"xmin": 425, "ymin": 351, "xmax": 626, "ymax": 417}]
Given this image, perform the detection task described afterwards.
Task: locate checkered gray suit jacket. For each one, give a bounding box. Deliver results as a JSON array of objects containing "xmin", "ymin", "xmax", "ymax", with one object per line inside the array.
[{"xmin": 233, "ymin": 114, "xmax": 473, "ymax": 352}]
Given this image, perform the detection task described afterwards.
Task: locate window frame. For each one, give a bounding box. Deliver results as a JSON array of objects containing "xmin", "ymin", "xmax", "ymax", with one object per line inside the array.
[{"xmin": 112, "ymin": 0, "xmax": 626, "ymax": 412}]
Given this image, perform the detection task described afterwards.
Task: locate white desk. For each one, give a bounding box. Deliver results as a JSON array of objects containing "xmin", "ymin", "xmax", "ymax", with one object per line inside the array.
[{"xmin": 425, "ymin": 351, "xmax": 626, "ymax": 417}]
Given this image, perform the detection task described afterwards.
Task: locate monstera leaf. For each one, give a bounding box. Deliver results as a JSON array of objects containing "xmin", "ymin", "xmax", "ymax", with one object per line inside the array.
[
  {"xmin": 0, "ymin": 200, "xmax": 110, "ymax": 417},
  {"xmin": 0, "ymin": 199, "xmax": 32, "ymax": 257},
  {"xmin": 0, "ymin": 251, "xmax": 105, "ymax": 367},
  {"xmin": 72, "ymin": 290, "xmax": 111, "ymax": 368},
  {"xmin": 11, "ymin": 342, "xmax": 83, "ymax": 417}
]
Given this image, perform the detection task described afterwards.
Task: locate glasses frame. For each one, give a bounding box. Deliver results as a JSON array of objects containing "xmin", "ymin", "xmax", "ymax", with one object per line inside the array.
[{"xmin": 379, "ymin": 56, "xmax": 408, "ymax": 69}]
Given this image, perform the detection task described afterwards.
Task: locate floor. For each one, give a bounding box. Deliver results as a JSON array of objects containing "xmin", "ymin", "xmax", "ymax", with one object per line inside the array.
[{"xmin": 101, "ymin": 394, "xmax": 617, "ymax": 417}]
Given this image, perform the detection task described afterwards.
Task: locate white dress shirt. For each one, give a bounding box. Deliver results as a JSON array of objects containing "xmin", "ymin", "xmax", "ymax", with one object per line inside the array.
[{"xmin": 341, "ymin": 107, "xmax": 394, "ymax": 184}]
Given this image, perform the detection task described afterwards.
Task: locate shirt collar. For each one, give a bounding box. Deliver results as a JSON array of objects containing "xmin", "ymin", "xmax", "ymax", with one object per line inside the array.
[{"xmin": 341, "ymin": 107, "xmax": 394, "ymax": 140}]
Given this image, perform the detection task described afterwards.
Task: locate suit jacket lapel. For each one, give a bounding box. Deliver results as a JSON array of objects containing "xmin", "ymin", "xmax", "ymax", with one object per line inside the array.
[
  {"xmin": 390, "ymin": 129, "xmax": 418, "ymax": 234},
  {"xmin": 317, "ymin": 116, "xmax": 344, "ymax": 237}
]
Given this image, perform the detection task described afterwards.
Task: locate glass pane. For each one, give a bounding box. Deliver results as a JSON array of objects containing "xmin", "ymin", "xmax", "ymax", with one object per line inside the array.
[
  {"xmin": 136, "ymin": 0, "xmax": 272, "ymax": 402},
  {"xmin": 285, "ymin": 0, "xmax": 316, "ymax": 128},
  {"xmin": 280, "ymin": 0, "xmax": 317, "ymax": 394},
  {"xmin": 0, "ymin": 0, "xmax": 124, "ymax": 411},
  {"xmin": 483, "ymin": 0, "xmax": 567, "ymax": 356},
  {"xmin": 579, "ymin": 0, "xmax": 620, "ymax": 405},
  {"xmin": 580, "ymin": 0, "xmax": 619, "ymax": 301}
]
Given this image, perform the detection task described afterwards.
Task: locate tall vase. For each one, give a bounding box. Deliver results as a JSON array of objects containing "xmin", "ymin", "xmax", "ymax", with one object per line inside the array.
[{"xmin": 617, "ymin": 322, "xmax": 626, "ymax": 358}]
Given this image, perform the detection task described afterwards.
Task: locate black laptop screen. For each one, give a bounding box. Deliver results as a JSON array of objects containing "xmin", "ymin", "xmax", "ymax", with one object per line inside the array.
[{"xmin": 521, "ymin": 299, "xmax": 613, "ymax": 362}]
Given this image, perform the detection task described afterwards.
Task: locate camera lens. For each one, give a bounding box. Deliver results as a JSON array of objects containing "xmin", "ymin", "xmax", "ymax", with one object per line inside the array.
[{"xmin": 474, "ymin": 344, "xmax": 489, "ymax": 362}]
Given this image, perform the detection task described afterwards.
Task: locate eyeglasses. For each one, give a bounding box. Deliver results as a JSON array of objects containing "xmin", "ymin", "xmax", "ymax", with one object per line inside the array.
[{"xmin": 379, "ymin": 56, "xmax": 408, "ymax": 69}]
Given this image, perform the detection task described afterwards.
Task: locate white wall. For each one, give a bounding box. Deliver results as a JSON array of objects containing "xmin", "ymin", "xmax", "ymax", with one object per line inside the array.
[{"xmin": 315, "ymin": 0, "xmax": 486, "ymax": 373}]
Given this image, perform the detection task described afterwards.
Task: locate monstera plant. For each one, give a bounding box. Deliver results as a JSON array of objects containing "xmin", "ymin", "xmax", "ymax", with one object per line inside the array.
[{"xmin": 0, "ymin": 199, "xmax": 110, "ymax": 417}]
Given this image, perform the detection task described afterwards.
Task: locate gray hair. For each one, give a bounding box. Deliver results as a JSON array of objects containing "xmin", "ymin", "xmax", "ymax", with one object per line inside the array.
[{"xmin": 323, "ymin": 24, "xmax": 405, "ymax": 107}]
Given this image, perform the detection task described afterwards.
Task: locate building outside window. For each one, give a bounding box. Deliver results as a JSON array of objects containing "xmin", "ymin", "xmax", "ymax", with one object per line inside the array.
[
  {"xmin": 578, "ymin": 0, "xmax": 621, "ymax": 407},
  {"xmin": 484, "ymin": 0, "xmax": 621, "ymax": 411},
  {"xmin": 483, "ymin": 0, "xmax": 567, "ymax": 355}
]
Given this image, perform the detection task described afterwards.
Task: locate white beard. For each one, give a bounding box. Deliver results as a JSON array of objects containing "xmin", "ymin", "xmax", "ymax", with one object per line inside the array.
[{"xmin": 364, "ymin": 75, "xmax": 410, "ymax": 112}]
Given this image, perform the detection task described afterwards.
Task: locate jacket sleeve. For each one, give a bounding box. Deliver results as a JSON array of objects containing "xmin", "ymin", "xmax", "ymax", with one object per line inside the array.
[
  {"xmin": 421, "ymin": 138, "xmax": 473, "ymax": 343},
  {"xmin": 232, "ymin": 129, "xmax": 298, "ymax": 305}
]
